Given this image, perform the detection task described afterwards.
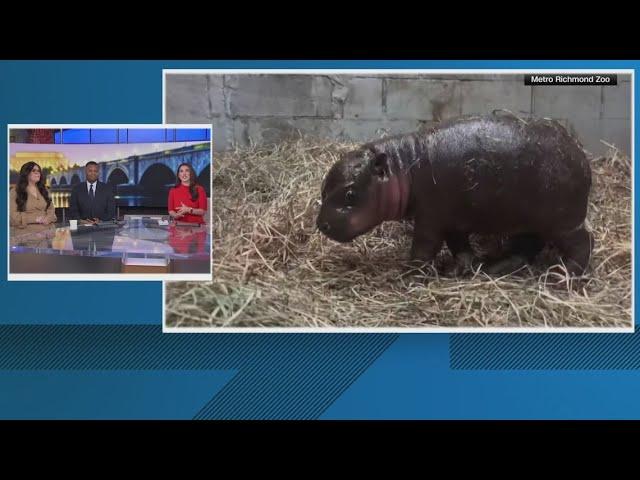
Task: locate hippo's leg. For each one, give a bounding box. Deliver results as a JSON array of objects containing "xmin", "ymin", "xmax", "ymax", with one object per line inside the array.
[
  {"xmin": 483, "ymin": 233, "xmax": 545, "ymax": 275},
  {"xmin": 409, "ymin": 219, "xmax": 443, "ymax": 265},
  {"xmin": 550, "ymin": 226, "xmax": 594, "ymax": 276},
  {"xmin": 512, "ymin": 233, "xmax": 546, "ymax": 263},
  {"xmin": 444, "ymin": 232, "xmax": 475, "ymax": 277}
]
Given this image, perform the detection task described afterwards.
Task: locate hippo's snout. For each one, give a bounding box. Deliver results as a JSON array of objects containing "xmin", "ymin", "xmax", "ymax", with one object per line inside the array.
[{"xmin": 316, "ymin": 215, "xmax": 356, "ymax": 243}]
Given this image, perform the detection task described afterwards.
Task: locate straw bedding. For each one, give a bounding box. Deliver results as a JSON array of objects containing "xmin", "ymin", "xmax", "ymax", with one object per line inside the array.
[{"xmin": 166, "ymin": 136, "xmax": 631, "ymax": 329}]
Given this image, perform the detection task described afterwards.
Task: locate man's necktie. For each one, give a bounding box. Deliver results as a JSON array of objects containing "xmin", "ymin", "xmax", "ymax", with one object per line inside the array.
[{"xmin": 89, "ymin": 183, "xmax": 95, "ymax": 200}]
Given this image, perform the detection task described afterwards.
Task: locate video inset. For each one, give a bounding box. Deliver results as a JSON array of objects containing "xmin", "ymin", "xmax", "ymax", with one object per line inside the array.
[{"xmin": 8, "ymin": 125, "xmax": 212, "ymax": 280}]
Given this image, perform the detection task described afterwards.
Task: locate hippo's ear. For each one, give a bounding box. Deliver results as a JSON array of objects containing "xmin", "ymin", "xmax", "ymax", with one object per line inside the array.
[{"xmin": 369, "ymin": 152, "xmax": 389, "ymax": 179}]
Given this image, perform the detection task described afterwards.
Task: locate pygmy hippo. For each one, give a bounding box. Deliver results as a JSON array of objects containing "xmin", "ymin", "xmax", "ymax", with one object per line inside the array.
[{"xmin": 316, "ymin": 112, "xmax": 593, "ymax": 276}]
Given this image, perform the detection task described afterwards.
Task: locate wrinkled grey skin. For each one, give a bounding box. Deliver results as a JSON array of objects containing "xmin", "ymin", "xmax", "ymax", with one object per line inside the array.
[{"xmin": 317, "ymin": 113, "xmax": 593, "ymax": 276}]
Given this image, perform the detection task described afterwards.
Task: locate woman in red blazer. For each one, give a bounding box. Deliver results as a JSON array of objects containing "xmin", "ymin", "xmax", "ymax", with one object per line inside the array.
[{"xmin": 168, "ymin": 163, "xmax": 207, "ymax": 224}]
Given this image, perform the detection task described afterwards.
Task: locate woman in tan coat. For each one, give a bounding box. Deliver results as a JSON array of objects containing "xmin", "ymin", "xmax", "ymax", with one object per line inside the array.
[{"xmin": 10, "ymin": 161, "xmax": 57, "ymax": 234}]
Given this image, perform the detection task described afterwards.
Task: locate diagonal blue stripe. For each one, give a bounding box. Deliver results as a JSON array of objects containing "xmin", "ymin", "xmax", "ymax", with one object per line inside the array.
[
  {"xmin": 194, "ymin": 334, "xmax": 398, "ymax": 420},
  {"xmin": 0, "ymin": 326, "xmax": 398, "ymax": 420},
  {"xmin": 0, "ymin": 371, "xmax": 235, "ymax": 419},
  {"xmin": 0, "ymin": 325, "xmax": 261, "ymax": 370},
  {"xmin": 450, "ymin": 331, "xmax": 640, "ymax": 370},
  {"xmin": 312, "ymin": 334, "xmax": 396, "ymax": 419},
  {"xmin": 202, "ymin": 334, "xmax": 293, "ymax": 420}
]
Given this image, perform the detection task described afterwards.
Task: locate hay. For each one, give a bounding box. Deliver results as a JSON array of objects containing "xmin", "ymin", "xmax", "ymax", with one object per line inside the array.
[{"xmin": 166, "ymin": 136, "xmax": 632, "ymax": 329}]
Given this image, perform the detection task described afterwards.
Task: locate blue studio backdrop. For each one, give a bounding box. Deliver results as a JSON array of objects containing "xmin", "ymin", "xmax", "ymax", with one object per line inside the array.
[{"xmin": 0, "ymin": 60, "xmax": 637, "ymax": 419}]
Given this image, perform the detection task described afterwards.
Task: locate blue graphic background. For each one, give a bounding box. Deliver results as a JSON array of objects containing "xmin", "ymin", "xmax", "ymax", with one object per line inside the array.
[{"xmin": 0, "ymin": 60, "xmax": 637, "ymax": 419}]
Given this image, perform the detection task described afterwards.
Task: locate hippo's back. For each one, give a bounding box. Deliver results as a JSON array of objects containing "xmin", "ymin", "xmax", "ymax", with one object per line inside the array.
[{"xmin": 423, "ymin": 114, "xmax": 591, "ymax": 235}]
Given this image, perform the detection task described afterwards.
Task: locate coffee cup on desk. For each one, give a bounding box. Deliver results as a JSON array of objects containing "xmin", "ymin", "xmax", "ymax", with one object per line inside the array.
[{"xmin": 69, "ymin": 219, "xmax": 78, "ymax": 230}]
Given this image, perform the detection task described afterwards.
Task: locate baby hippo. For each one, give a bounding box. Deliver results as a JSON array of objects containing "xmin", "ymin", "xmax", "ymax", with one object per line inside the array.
[{"xmin": 316, "ymin": 113, "xmax": 593, "ymax": 276}]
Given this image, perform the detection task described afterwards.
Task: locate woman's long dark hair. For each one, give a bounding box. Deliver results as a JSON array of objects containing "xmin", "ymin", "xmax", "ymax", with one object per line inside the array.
[
  {"xmin": 15, "ymin": 162, "xmax": 51, "ymax": 212},
  {"xmin": 175, "ymin": 163, "xmax": 199, "ymax": 202}
]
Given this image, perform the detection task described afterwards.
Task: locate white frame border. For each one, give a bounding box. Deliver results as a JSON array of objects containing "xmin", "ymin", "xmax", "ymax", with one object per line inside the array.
[
  {"xmin": 7, "ymin": 123, "xmax": 214, "ymax": 282},
  {"xmin": 161, "ymin": 68, "xmax": 635, "ymax": 333}
]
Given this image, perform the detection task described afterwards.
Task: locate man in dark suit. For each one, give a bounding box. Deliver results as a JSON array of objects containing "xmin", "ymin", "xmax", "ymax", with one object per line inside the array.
[{"xmin": 69, "ymin": 161, "xmax": 116, "ymax": 224}]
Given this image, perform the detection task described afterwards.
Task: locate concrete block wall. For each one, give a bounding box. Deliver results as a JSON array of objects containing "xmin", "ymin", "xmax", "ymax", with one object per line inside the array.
[{"xmin": 166, "ymin": 73, "xmax": 632, "ymax": 156}]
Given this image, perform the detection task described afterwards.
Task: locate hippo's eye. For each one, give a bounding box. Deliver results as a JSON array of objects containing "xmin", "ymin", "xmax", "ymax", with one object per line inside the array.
[{"xmin": 345, "ymin": 190, "xmax": 356, "ymax": 205}]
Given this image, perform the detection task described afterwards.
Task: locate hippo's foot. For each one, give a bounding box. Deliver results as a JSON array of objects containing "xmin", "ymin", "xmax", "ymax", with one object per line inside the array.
[
  {"xmin": 410, "ymin": 236, "xmax": 443, "ymax": 265},
  {"xmin": 482, "ymin": 254, "xmax": 529, "ymax": 276},
  {"xmin": 442, "ymin": 251, "xmax": 476, "ymax": 277},
  {"xmin": 551, "ymin": 227, "xmax": 594, "ymax": 276},
  {"xmin": 408, "ymin": 251, "xmax": 432, "ymax": 270},
  {"xmin": 407, "ymin": 242, "xmax": 442, "ymax": 279},
  {"xmin": 441, "ymin": 232, "xmax": 477, "ymax": 277},
  {"xmin": 481, "ymin": 233, "xmax": 545, "ymax": 276}
]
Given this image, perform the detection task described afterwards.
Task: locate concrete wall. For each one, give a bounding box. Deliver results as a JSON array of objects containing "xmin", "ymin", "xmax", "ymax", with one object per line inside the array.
[{"xmin": 166, "ymin": 73, "xmax": 632, "ymax": 156}]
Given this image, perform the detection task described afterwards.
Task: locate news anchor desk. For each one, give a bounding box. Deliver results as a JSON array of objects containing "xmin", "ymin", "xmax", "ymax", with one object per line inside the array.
[{"xmin": 9, "ymin": 216, "xmax": 211, "ymax": 274}]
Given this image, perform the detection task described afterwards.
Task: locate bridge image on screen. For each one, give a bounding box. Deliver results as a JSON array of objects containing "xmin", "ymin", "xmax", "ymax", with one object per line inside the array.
[{"xmin": 9, "ymin": 128, "xmax": 212, "ymax": 210}]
